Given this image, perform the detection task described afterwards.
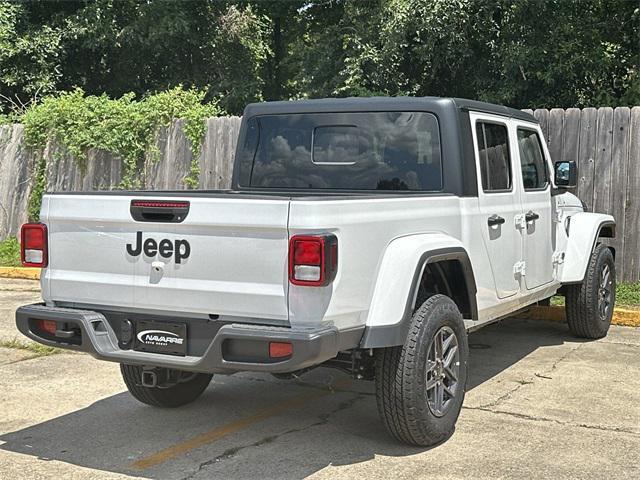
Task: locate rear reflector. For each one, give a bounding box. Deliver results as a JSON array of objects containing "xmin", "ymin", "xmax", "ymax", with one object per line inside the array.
[
  {"xmin": 269, "ymin": 342, "xmax": 293, "ymax": 358},
  {"xmin": 288, "ymin": 234, "xmax": 338, "ymax": 286},
  {"xmin": 21, "ymin": 223, "xmax": 48, "ymax": 268},
  {"xmin": 37, "ymin": 319, "xmax": 57, "ymax": 335}
]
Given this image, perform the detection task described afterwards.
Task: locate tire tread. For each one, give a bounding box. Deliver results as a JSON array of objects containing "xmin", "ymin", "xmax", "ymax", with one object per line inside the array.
[
  {"xmin": 565, "ymin": 243, "xmax": 615, "ymax": 339},
  {"xmin": 375, "ymin": 294, "xmax": 467, "ymax": 446}
]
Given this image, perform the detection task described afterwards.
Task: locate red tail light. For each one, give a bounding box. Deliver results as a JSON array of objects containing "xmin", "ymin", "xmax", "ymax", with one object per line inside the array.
[
  {"xmin": 130, "ymin": 200, "xmax": 189, "ymax": 208},
  {"xmin": 21, "ymin": 223, "xmax": 48, "ymax": 268},
  {"xmin": 288, "ymin": 234, "xmax": 338, "ymax": 286}
]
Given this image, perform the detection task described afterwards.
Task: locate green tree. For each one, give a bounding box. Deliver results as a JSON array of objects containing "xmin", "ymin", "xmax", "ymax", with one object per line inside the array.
[
  {"xmin": 1, "ymin": 0, "xmax": 638, "ymax": 114},
  {"xmin": 0, "ymin": 1, "xmax": 63, "ymax": 113},
  {"xmin": 487, "ymin": 0, "xmax": 640, "ymax": 107},
  {"xmin": 303, "ymin": 0, "xmax": 639, "ymax": 107},
  {"xmin": 58, "ymin": 0, "xmax": 270, "ymax": 113},
  {"xmin": 1, "ymin": 0, "xmax": 272, "ymax": 115}
]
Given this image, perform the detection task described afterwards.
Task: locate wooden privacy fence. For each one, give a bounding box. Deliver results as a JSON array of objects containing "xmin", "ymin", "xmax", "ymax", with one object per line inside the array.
[{"xmin": 522, "ymin": 107, "xmax": 639, "ymax": 282}]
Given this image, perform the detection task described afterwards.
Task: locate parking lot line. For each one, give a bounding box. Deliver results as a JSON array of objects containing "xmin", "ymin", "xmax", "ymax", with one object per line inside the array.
[{"xmin": 131, "ymin": 378, "xmax": 352, "ymax": 470}]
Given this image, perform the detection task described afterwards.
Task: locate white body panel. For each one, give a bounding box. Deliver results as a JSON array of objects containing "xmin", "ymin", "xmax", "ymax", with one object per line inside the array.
[
  {"xmin": 42, "ymin": 194, "xmax": 291, "ymax": 321},
  {"xmin": 288, "ymin": 197, "xmax": 473, "ymax": 330},
  {"xmin": 365, "ymin": 233, "xmax": 466, "ymax": 329},
  {"xmin": 559, "ymin": 212, "xmax": 615, "ymax": 283},
  {"xmin": 469, "ymin": 113, "xmax": 522, "ymax": 299},
  {"xmin": 509, "ymin": 118, "xmax": 556, "ymax": 290}
]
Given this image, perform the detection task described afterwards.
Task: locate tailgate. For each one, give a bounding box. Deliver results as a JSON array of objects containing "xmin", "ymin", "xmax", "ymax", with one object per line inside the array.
[{"xmin": 42, "ymin": 193, "xmax": 291, "ymax": 322}]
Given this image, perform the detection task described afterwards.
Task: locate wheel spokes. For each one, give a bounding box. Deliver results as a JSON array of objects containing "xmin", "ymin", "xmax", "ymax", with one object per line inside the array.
[
  {"xmin": 442, "ymin": 330, "xmax": 456, "ymax": 352},
  {"xmin": 444, "ymin": 365, "xmax": 458, "ymax": 382},
  {"xmin": 598, "ymin": 263, "xmax": 614, "ymax": 319},
  {"xmin": 443, "ymin": 344, "xmax": 458, "ymax": 368},
  {"xmin": 434, "ymin": 330, "xmax": 443, "ymax": 360},
  {"xmin": 443, "ymin": 383, "xmax": 456, "ymax": 398},
  {"xmin": 601, "ymin": 265, "xmax": 610, "ymax": 289},
  {"xmin": 426, "ymin": 326, "xmax": 460, "ymax": 417},
  {"xmin": 427, "ymin": 359, "xmax": 437, "ymax": 374},
  {"xmin": 426, "ymin": 374, "xmax": 439, "ymax": 390},
  {"xmin": 435, "ymin": 382, "xmax": 444, "ymax": 412}
]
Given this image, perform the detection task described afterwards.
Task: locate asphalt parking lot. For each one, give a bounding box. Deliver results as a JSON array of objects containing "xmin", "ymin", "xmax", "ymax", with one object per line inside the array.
[{"xmin": 0, "ymin": 277, "xmax": 639, "ymax": 480}]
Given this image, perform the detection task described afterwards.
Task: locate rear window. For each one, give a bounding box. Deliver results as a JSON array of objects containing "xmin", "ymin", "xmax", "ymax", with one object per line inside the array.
[{"xmin": 236, "ymin": 112, "xmax": 442, "ymax": 191}]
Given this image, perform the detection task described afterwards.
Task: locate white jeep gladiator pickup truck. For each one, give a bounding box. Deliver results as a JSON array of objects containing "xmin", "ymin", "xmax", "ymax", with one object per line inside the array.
[{"xmin": 16, "ymin": 97, "xmax": 616, "ymax": 446}]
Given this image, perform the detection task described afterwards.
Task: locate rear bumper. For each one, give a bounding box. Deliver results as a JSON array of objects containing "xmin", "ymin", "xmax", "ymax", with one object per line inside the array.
[{"xmin": 15, "ymin": 303, "xmax": 364, "ymax": 374}]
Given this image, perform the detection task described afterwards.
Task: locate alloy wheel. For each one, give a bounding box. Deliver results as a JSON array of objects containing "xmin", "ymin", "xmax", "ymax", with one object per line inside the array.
[{"xmin": 426, "ymin": 326, "xmax": 460, "ymax": 417}]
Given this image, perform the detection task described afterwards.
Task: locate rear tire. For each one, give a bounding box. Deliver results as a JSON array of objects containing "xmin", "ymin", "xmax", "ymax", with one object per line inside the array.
[
  {"xmin": 120, "ymin": 364, "xmax": 213, "ymax": 408},
  {"xmin": 375, "ymin": 294, "xmax": 468, "ymax": 446},
  {"xmin": 565, "ymin": 243, "xmax": 615, "ymax": 339}
]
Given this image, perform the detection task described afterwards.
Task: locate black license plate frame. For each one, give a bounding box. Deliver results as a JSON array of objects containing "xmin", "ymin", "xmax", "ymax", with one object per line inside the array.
[{"xmin": 133, "ymin": 319, "xmax": 187, "ymax": 356}]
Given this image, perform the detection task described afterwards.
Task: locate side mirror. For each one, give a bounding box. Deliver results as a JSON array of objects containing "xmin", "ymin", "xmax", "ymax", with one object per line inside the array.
[{"xmin": 554, "ymin": 161, "xmax": 577, "ymax": 188}]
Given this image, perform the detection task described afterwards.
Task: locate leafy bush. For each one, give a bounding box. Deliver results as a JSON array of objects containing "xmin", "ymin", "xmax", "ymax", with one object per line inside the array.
[
  {"xmin": 27, "ymin": 158, "xmax": 46, "ymax": 221},
  {"xmin": 21, "ymin": 86, "xmax": 222, "ymax": 188},
  {"xmin": 0, "ymin": 236, "xmax": 20, "ymax": 267}
]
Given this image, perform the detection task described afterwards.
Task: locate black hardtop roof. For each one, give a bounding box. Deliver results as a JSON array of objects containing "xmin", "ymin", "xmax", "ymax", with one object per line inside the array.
[{"xmin": 243, "ymin": 96, "xmax": 537, "ymax": 123}]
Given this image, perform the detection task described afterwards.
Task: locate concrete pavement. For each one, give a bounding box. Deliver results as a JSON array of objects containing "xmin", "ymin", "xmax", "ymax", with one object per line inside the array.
[
  {"xmin": 0, "ymin": 279, "xmax": 638, "ymax": 479},
  {"xmin": 0, "ymin": 277, "xmax": 41, "ymax": 343}
]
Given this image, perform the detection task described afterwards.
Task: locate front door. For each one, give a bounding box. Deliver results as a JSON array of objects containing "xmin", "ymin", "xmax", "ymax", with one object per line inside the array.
[
  {"xmin": 514, "ymin": 125, "xmax": 555, "ymax": 289},
  {"xmin": 470, "ymin": 113, "xmax": 522, "ymax": 299}
]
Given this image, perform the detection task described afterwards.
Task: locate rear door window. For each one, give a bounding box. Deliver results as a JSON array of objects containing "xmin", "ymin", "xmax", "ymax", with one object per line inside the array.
[
  {"xmin": 237, "ymin": 112, "xmax": 443, "ymax": 191},
  {"xmin": 475, "ymin": 122, "xmax": 512, "ymax": 192}
]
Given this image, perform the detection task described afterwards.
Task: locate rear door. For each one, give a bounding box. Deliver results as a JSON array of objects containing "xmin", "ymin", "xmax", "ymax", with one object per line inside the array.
[
  {"xmin": 513, "ymin": 124, "xmax": 555, "ymax": 289},
  {"xmin": 43, "ymin": 194, "xmax": 291, "ymax": 322},
  {"xmin": 470, "ymin": 112, "xmax": 523, "ymax": 299}
]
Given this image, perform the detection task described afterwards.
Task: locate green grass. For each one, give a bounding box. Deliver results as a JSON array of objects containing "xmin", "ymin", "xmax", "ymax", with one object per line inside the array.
[
  {"xmin": 0, "ymin": 236, "xmax": 21, "ymax": 267},
  {"xmin": 0, "ymin": 338, "xmax": 62, "ymax": 357},
  {"xmin": 617, "ymin": 282, "xmax": 640, "ymax": 307},
  {"xmin": 551, "ymin": 282, "xmax": 640, "ymax": 308}
]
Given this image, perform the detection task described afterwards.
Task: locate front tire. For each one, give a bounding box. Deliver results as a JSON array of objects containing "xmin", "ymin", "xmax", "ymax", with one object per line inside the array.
[
  {"xmin": 375, "ymin": 294, "xmax": 468, "ymax": 446},
  {"xmin": 565, "ymin": 243, "xmax": 616, "ymax": 339},
  {"xmin": 120, "ymin": 364, "xmax": 213, "ymax": 408}
]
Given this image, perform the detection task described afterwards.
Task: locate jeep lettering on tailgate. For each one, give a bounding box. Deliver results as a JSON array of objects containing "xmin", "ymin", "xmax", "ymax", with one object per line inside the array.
[{"xmin": 126, "ymin": 231, "xmax": 191, "ymax": 263}]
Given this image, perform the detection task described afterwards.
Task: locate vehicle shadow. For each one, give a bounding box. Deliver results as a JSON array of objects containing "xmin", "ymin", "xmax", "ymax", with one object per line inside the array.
[{"xmin": 0, "ymin": 318, "xmax": 583, "ymax": 479}]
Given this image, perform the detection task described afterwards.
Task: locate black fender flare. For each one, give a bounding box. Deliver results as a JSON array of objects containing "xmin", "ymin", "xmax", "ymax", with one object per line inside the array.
[
  {"xmin": 597, "ymin": 221, "xmax": 616, "ymax": 239},
  {"xmin": 360, "ymin": 247, "xmax": 477, "ymax": 348}
]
